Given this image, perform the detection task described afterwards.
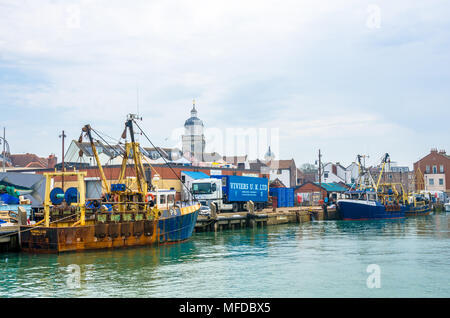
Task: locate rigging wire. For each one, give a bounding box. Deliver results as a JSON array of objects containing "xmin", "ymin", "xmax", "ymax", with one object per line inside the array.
[
  {"xmin": 91, "ymin": 128, "xmax": 122, "ymax": 159},
  {"xmin": 79, "ymin": 121, "xmax": 198, "ymax": 204},
  {"xmin": 131, "ymin": 119, "xmax": 197, "ymax": 201}
]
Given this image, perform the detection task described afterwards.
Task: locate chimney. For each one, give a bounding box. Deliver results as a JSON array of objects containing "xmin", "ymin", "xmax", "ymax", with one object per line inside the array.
[
  {"xmin": 439, "ymin": 149, "xmax": 446, "ymax": 155},
  {"xmin": 431, "ymin": 148, "xmax": 438, "ymax": 153},
  {"xmin": 47, "ymin": 154, "xmax": 57, "ymax": 169}
]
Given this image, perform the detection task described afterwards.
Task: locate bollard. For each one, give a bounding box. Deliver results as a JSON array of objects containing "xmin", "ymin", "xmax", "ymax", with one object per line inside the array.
[
  {"xmin": 247, "ymin": 200, "xmax": 255, "ymax": 213},
  {"xmin": 17, "ymin": 206, "xmax": 28, "ymax": 249},
  {"xmin": 210, "ymin": 202, "xmax": 217, "ymax": 219}
]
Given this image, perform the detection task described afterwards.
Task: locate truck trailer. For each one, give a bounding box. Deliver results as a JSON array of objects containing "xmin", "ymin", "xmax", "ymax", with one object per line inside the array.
[{"xmin": 190, "ymin": 175, "xmax": 269, "ymax": 212}]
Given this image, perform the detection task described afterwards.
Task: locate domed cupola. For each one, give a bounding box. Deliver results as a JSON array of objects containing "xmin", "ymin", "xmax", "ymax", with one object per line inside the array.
[{"xmin": 184, "ymin": 101, "xmax": 204, "ymax": 128}]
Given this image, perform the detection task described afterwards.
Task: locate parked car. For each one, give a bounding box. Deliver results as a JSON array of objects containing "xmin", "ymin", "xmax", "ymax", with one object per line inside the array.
[{"xmin": 199, "ymin": 205, "xmax": 211, "ymax": 216}]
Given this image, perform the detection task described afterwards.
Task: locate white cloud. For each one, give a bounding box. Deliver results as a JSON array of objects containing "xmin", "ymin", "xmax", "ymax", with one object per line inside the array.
[{"xmin": 0, "ymin": 0, "xmax": 449, "ymax": 168}]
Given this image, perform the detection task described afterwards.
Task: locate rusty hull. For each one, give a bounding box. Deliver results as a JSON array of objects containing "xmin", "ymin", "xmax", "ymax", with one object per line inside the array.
[{"xmin": 20, "ymin": 220, "xmax": 157, "ymax": 253}]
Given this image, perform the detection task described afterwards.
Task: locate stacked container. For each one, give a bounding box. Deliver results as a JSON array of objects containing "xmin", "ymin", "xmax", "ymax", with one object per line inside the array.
[
  {"xmin": 270, "ymin": 187, "xmax": 295, "ymax": 208},
  {"xmin": 286, "ymin": 188, "xmax": 294, "ymax": 207}
]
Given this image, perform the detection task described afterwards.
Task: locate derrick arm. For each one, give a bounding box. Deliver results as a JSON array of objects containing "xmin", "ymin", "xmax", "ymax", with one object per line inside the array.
[
  {"xmin": 356, "ymin": 155, "xmax": 363, "ymax": 190},
  {"xmin": 118, "ymin": 143, "xmax": 129, "ymax": 184},
  {"xmin": 415, "ymin": 167, "xmax": 425, "ymax": 192},
  {"xmin": 126, "ymin": 119, "xmax": 147, "ymax": 194},
  {"xmin": 82, "ymin": 124, "xmax": 110, "ymax": 193},
  {"xmin": 376, "ymin": 153, "xmax": 390, "ymax": 191}
]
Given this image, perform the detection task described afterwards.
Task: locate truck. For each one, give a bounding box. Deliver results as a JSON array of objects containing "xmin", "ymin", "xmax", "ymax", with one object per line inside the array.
[{"xmin": 189, "ymin": 175, "xmax": 269, "ymax": 212}]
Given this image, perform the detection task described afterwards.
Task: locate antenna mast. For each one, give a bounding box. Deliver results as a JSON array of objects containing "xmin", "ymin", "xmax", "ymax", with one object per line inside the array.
[{"xmin": 59, "ymin": 130, "xmax": 67, "ymax": 190}]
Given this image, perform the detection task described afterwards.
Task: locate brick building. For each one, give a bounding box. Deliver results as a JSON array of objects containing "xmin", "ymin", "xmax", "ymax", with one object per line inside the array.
[
  {"xmin": 296, "ymin": 168, "xmax": 317, "ymax": 185},
  {"xmin": 15, "ymin": 163, "xmax": 268, "ymax": 201},
  {"xmin": 413, "ymin": 149, "xmax": 450, "ymax": 194},
  {"xmin": 8, "ymin": 153, "xmax": 57, "ymax": 169},
  {"xmin": 369, "ymin": 166, "xmax": 415, "ymax": 194},
  {"xmin": 294, "ymin": 182, "xmax": 349, "ymax": 206}
]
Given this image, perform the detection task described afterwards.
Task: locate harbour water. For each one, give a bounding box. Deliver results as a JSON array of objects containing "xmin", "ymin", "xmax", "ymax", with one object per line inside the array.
[{"xmin": 1, "ymin": 213, "xmax": 449, "ymax": 298}]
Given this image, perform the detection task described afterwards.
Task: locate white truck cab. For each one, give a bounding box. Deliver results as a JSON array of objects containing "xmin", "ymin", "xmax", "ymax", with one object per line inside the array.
[{"xmin": 190, "ymin": 178, "xmax": 234, "ymax": 211}]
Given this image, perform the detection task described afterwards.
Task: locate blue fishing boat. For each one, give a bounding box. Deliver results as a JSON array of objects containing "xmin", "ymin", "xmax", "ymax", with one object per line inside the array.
[
  {"xmin": 337, "ymin": 153, "xmax": 406, "ymax": 221},
  {"xmin": 337, "ymin": 190, "xmax": 405, "ymax": 220},
  {"xmin": 404, "ymin": 194, "xmax": 432, "ymax": 216}
]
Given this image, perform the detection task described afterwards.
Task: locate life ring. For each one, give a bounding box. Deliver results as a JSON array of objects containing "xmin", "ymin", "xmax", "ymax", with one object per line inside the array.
[{"xmin": 146, "ymin": 193, "xmax": 155, "ymax": 203}]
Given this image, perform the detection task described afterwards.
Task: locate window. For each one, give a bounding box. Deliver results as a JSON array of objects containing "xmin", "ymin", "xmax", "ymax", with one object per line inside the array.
[
  {"xmin": 324, "ymin": 172, "xmax": 329, "ymax": 178},
  {"xmin": 389, "ymin": 174, "xmax": 393, "ymax": 179},
  {"xmin": 426, "ymin": 165, "xmax": 430, "ymax": 173},
  {"xmin": 429, "ymin": 179, "xmax": 434, "ymax": 185},
  {"xmin": 192, "ymin": 183, "xmax": 212, "ymax": 194},
  {"xmin": 440, "ymin": 165, "xmax": 444, "ymax": 173},
  {"xmin": 433, "ymin": 165, "xmax": 437, "ymax": 174},
  {"xmin": 439, "ymin": 179, "xmax": 444, "ymax": 186},
  {"xmin": 160, "ymin": 195, "xmax": 166, "ymax": 204}
]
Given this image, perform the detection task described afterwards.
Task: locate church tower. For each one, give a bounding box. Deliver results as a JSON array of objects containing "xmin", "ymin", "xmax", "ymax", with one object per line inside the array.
[
  {"xmin": 264, "ymin": 146, "xmax": 275, "ymax": 162},
  {"xmin": 182, "ymin": 100, "xmax": 205, "ymax": 161}
]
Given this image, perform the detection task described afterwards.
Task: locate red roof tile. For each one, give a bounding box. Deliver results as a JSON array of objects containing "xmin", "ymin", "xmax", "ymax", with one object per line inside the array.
[{"xmin": 10, "ymin": 153, "xmax": 50, "ymax": 168}]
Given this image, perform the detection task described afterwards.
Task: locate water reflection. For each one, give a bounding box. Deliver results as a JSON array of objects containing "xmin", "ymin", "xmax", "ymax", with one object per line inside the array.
[
  {"xmin": 0, "ymin": 241, "xmax": 202, "ymax": 297},
  {"xmin": 1, "ymin": 214, "xmax": 449, "ymax": 297}
]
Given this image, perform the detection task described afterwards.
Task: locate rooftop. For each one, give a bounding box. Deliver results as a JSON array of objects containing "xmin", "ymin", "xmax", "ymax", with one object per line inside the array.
[
  {"xmin": 266, "ymin": 159, "xmax": 295, "ymax": 170},
  {"xmin": 312, "ymin": 182, "xmax": 349, "ymax": 192},
  {"xmin": 181, "ymin": 171, "xmax": 209, "ymax": 179}
]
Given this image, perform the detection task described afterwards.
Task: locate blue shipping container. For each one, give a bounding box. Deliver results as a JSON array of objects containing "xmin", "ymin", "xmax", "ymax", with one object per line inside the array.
[
  {"xmin": 270, "ymin": 187, "xmax": 295, "ymax": 208},
  {"xmin": 279, "ymin": 188, "xmax": 286, "ymax": 207},
  {"xmin": 287, "ymin": 188, "xmax": 294, "ymax": 207}
]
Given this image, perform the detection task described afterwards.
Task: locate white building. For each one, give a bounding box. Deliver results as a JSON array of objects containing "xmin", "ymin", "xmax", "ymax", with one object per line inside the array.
[
  {"xmin": 425, "ymin": 173, "xmax": 446, "ymax": 192},
  {"xmin": 64, "ymin": 141, "xmax": 168, "ymax": 166},
  {"xmin": 265, "ymin": 159, "xmax": 297, "ymax": 188},
  {"xmin": 182, "ymin": 101, "xmax": 206, "ymax": 162},
  {"xmin": 321, "ymin": 162, "xmax": 359, "ymax": 184},
  {"xmin": 345, "ymin": 162, "xmax": 360, "ymax": 184}
]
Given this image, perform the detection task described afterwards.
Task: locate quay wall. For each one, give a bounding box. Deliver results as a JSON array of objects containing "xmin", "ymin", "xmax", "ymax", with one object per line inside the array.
[
  {"xmin": 1, "ymin": 206, "xmax": 337, "ymax": 252},
  {"xmin": 195, "ymin": 206, "xmax": 339, "ymax": 233}
]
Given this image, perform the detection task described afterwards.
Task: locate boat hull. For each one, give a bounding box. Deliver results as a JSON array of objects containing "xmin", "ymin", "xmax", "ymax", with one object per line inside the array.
[
  {"xmin": 404, "ymin": 204, "xmax": 432, "ymax": 216},
  {"xmin": 20, "ymin": 207, "xmax": 199, "ymax": 253},
  {"xmin": 337, "ymin": 199, "xmax": 405, "ymax": 221}
]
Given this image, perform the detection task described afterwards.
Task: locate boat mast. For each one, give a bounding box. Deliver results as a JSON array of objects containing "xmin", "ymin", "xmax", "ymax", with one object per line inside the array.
[
  {"xmin": 59, "ymin": 130, "xmax": 66, "ymax": 191},
  {"xmin": 118, "ymin": 115, "xmax": 147, "ymax": 195},
  {"xmin": 82, "ymin": 124, "xmax": 110, "ymax": 193},
  {"xmin": 356, "ymin": 155, "xmax": 363, "ymax": 190},
  {"xmin": 127, "ymin": 117, "xmax": 147, "ymax": 194}
]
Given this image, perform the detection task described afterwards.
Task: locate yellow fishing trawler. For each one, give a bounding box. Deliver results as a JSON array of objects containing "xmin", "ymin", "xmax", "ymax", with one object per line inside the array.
[{"xmin": 20, "ymin": 115, "xmax": 200, "ymax": 253}]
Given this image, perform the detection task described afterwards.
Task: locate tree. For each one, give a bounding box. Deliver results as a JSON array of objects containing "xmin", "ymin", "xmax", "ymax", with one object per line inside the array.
[{"xmin": 300, "ymin": 163, "xmax": 317, "ymax": 173}]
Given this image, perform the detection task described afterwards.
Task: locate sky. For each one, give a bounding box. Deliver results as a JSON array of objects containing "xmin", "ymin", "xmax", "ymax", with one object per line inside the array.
[{"xmin": 0, "ymin": 0, "xmax": 449, "ymax": 169}]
